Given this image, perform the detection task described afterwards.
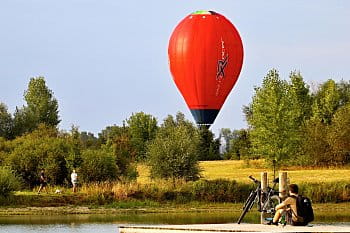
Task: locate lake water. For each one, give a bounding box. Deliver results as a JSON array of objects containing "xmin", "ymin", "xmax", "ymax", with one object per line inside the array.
[{"xmin": 0, "ymin": 211, "xmax": 349, "ymax": 233}]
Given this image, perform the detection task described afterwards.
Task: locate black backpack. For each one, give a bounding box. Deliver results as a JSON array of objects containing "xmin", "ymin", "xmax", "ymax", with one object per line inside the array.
[{"xmin": 296, "ymin": 195, "xmax": 314, "ymax": 224}]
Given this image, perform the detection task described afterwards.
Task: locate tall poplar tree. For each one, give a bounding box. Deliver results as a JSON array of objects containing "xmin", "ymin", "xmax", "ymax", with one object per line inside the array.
[
  {"xmin": 13, "ymin": 77, "xmax": 60, "ymax": 136},
  {"xmin": 247, "ymin": 69, "xmax": 310, "ymax": 167},
  {"xmin": 24, "ymin": 77, "xmax": 60, "ymax": 128}
]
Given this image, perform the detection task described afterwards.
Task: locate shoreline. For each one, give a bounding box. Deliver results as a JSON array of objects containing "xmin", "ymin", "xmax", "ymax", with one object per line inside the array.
[{"xmin": 0, "ymin": 202, "xmax": 349, "ymax": 216}]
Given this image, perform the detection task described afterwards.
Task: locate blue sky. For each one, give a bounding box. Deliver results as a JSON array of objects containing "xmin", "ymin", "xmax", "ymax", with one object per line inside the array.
[{"xmin": 1, "ymin": 1, "xmax": 349, "ymax": 136}]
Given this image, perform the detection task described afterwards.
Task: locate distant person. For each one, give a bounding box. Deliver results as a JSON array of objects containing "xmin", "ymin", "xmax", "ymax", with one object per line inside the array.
[
  {"xmin": 268, "ymin": 184, "xmax": 314, "ymax": 226},
  {"xmin": 71, "ymin": 169, "xmax": 78, "ymax": 193},
  {"xmin": 37, "ymin": 169, "xmax": 47, "ymax": 194}
]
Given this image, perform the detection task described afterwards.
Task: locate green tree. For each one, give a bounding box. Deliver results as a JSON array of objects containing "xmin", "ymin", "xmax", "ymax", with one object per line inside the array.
[
  {"xmin": 337, "ymin": 80, "xmax": 350, "ymax": 107},
  {"xmin": 311, "ymin": 79, "xmax": 341, "ymax": 124},
  {"xmin": 302, "ymin": 118, "xmax": 332, "ymax": 166},
  {"xmin": 289, "ymin": 71, "xmax": 313, "ymax": 124},
  {"xmin": 162, "ymin": 112, "xmax": 197, "ymax": 132},
  {"xmin": 25, "ymin": 77, "xmax": 60, "ymax": 127},
  {"xmin": 0, "ymin": 103, "xmax": 13, "ymax": 139},
  {"xmin": 98, "ymin": 124, "xmax": 128, "ymax": 145},
  {"xmin": 301, "ymin": 79, "xmax": 350, "ymax": 166},
  {"xmin": 13, "ymin": 77, "xmax": 60, "ymax": 136},
  {"xmin": 328, "ymin": 103, "xmax": 350, "ymax": 165},
  {"xmin": 6, "ymin": 125, "xmax": 69, "ymax": 187},
  {"xmin": 0, "ymin": 137, "xmax": 8, "ymax": 165},
  {"xmin": 197, "ymin": 127, "xmax": 221, "ymax": 161},
  {"xmin": 127, "ymin": 112, "xmax": 158, "ymax": 161},
  {"xmin": 109, "ymin": 133, "xmax": 137, "ymax": 181},
  {"xmin": 98, "ymin": 124, "xmax": 137, "ymax": 180},
  {"xmin": 79, "ymin": 131, "xmax": 99, "ymax": 149},
  {"xmin": 228, "ymin": 129, "xmax": 251, "ymax": 160},
  {"xmin": 147, "ymin": 115, "xmax": 200, "ymax": 182},
  {"xmin": 80, "ymin": 149, "xmax": 118, "ymax": 182},
  {"xmin": 64, "ymin": 125, "xmax": 83, "ymax": 172},
  {"xmin": 247, "ymin": 69, "xmax": 302, "ymax": 167},
  {"xmin": 12, "ymin": 106, "xmax": 33, "ymax": 137}
]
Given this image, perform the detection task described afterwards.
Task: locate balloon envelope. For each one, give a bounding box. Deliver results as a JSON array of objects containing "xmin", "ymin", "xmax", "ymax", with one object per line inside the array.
[{"xmin": 168, "ymin": 10, "xmax": 244, "ymax": 126}]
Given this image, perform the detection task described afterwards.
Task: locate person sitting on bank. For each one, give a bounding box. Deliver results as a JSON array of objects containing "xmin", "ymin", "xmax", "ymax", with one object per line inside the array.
[{"xmin": 269, "ymin": 184, "xmax": 300, "ymax": 225}]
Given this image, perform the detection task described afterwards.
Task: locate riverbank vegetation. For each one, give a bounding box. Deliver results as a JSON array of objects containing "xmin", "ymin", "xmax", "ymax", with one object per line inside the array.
[
  {"xmin": 0, "ymin": 164, "xmax": 349, "ymax": 208},
  {"xmin": 1, "ymin": 71, "xmax": 350, "ymax": 208}
]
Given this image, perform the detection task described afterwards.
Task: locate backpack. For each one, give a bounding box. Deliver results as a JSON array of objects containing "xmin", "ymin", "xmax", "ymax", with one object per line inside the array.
[{"xmin": 295, "ymin": 195, "xmax": 314, "ymax": 224}]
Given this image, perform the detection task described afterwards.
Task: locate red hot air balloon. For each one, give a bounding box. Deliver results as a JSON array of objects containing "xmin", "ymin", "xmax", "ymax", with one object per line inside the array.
[{"xmin": 168, "ymin": 10, "xmax": 244, "ymax": 127}]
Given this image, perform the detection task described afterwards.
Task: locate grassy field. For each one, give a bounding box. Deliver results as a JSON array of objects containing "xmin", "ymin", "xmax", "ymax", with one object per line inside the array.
[{"xmin": 138, "ymin": 160, "xmax": 350, "ymax": 184}]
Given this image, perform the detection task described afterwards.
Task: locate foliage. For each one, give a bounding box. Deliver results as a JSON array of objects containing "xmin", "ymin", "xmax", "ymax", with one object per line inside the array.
[
  {"xmin": 223, "ymin": 129, "xmax": 251, "ymax": 160},
  {"xmin": 327, "ymin": 103, "xmax": 350, "ymax": 164},
  {"xmin": 79, "ymin": 149, "xmax": 118, "ymax": 183},
  {"xmin": 98, "ymin": 124, "xmax": 128, "ymax": 145},
  {"xmin": 6, "ymin": 125, "xmax": 69, "ymax": 186},
  {"xmin": 0, "ymin": 137, "xmax": 7, "ymax": 165},
  {"xmin": 12, "ymin": 106, "xmax": 33, "ymax": 138},
  {"xmin": 127, "ymin": 112, "xmax": 158, "ymax": 161},
  {"xmin": 337, "ymin": 80, "xmax": 350, "ymax": 107},
  {"xmin": 247, "ymin": 69, "xmax": 311, "ymax": 168},
  {"xmin": 197, "ymin": 126, "xmax": 221, "ymax": 161},
  {"xmin": 62, "ymin": 125, "xmax": 83, "ymax": 172},
  {"xmin": 0, "ymin": 103, "xmax": 13, "ymax": 139},
  {"xmin": 79, "ymin": 131, "xmax": 100, "ymax": 149},
  {"xmin": 24, "ymin": 77, "xmax": 60, "ymax": 128},
  {"xmin": 289, "ymin": 71, "xmax": 313, "ymax": 123},
  {"xmin": 12, "ymin": 77, "xmax": 60, "ymax": 137},
  {"xmin": 0, "ymin": 167, "xmax": 22, "ymax": 196},
  {"xmin": 311, "ymin": 79, "xmax": 341, "ymax": 124},
  {"xmin": 191, "ymin": 179, "xmax": 252, "ymax": 202},
  {"xmin": 99, "ymin": 124, "xmax": 138, "ymax": 181},
  {"xmin": 147, "ymin": 114, "xmax": 200, "ymax": 182},
  {"xmin": 110, "ymin": 133, "xmax": 138, "ymax": 181},
  {"xmin": 301, "ymin": 81, "xmax": 350, "ymax": 166},
  {"xmin": 299, "ymin": 181, "xmax": 350, "ymax": 203}
]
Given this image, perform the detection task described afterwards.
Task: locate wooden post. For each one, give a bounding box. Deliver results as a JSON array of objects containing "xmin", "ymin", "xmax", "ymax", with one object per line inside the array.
[
  {"xmin": 260, "ymin": 172, "xmax": 268, "ymax": 224},
  {"xmin": 279, "ymin": 171, "xmax": 288, "ymax": 200}
]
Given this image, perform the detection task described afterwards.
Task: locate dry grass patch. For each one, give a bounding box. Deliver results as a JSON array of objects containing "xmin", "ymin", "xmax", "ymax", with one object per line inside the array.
[
  {"xmin": 200, "ymin": 160, "xmax": 350, "ymax": 184},
  {"xmin": 138, "ymin": 160, "xmax": 350, "ymax": 185}
]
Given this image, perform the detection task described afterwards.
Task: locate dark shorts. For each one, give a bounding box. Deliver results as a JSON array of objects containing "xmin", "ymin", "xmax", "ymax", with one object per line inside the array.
[{"xmin": 40, "ymin": 182, "xmax": 47, "ymax": 187}]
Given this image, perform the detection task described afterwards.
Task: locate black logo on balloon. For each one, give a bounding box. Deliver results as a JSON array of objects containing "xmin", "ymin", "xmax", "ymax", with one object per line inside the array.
[{"xmin": 216, "ymin": 55, "xmax": 228, "ymax": 80}]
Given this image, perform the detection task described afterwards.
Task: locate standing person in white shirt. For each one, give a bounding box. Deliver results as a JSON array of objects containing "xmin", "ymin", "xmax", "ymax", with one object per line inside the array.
[{"xmin": 71, "ymin": 169, "xmax": 78, "ymax": 193}]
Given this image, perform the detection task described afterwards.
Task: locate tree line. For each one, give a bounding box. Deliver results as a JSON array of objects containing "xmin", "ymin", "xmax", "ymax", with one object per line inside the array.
[
  {"xmin": 0, "ymin": 77, "xmax": 220, "ymax": 190},
  {"xmin": 221, "ymin": 69, "xmax": 350, "ymax": 168},
  {"xmin": 1, "ymin": 71, "xmax": 349, "ymax": 192}
]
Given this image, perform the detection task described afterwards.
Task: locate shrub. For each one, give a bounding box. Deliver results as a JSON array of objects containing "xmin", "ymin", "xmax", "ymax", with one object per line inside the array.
[
  {"xmin": 0, "ymin": 167, "xmax": 22, "ymax": 196},
  {"xmin": 299, "ymin": 182, "xmax": 350, "ymax": 203},
  {"xmin": 148, "ymin": 124, "xmax": 200, "ymax": 181},
  {"xmin": 80, "ymin": 149, "xmax": 118, "ymax": 182},
  {"xmin": 191, "ymin": 179, "xmax": 252, "ymax": 202},
  {"xmin": 6, "ymin": 136, "xmax": 69, "ymax": 186}
]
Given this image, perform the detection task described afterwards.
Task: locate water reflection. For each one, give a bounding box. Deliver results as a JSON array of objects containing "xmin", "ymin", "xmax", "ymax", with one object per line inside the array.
[
  {"xmin": 0, "ymin": 212, "xmax": 257, "ymax": 225},
  {"xmin": 1, "ymin": 224, "xmax": 117, "ymax": 233},
  {"xmin": 0, "ymin": 211, "xmax": 349, "ymax": 233},
  {"xmin": 1, "ymin": 211, "xmax": 350, "ymax": 225}
]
